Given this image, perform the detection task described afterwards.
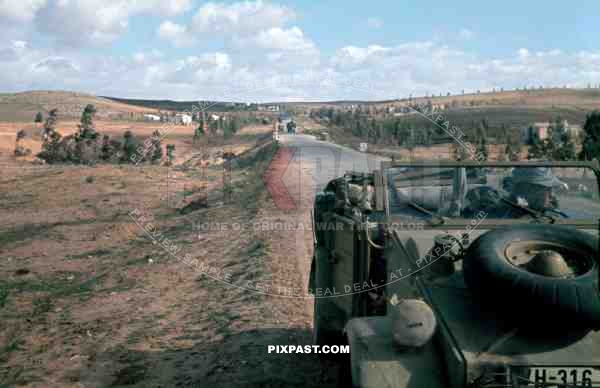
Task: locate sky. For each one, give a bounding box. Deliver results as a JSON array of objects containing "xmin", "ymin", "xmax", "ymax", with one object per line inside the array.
[{"xmin": 1, "ymin": 0, "xmax": 600, "ymax": 101}]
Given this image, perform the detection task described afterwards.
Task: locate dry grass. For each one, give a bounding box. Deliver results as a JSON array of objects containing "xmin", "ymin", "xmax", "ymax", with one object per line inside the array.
[
  {"xmin": 0, "ymin": 136, "xmax": 333, "ymax": 387},
  {"xmin": 0, "ymin": 91, "xmax": 159, "ymax": 122}
]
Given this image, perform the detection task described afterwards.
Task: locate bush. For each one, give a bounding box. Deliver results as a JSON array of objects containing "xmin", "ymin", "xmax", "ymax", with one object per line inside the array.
[
  {"xmin": 14, "ymin": 145, "xmax": 31, "ymax": 157},
  {"xmin": 150, "ymin": 130, "xmax": 163, "ymax": 164}
]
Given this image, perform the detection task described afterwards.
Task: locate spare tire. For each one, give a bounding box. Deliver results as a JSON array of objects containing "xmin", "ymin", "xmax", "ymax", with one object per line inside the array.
[{"xmin": 463, "ymin": 225, "xmax": 600, "ymax": 327}]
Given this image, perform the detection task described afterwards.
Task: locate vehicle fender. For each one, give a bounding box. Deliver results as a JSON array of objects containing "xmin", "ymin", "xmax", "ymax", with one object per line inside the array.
[{"xmin": 344, "ymin": 317, "xmax": 446, "ymax": 388}]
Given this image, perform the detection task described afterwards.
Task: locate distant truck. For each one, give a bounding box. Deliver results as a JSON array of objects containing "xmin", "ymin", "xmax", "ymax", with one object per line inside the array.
[{"xmin": 286, "ymin": 120, "xmax": 297, "ymax": 135}]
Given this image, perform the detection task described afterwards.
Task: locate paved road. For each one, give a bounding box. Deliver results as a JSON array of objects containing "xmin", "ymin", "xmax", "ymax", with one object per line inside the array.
[{"xmin": 278, "ymin": 134, "xmax": 388, "ymax": 193}]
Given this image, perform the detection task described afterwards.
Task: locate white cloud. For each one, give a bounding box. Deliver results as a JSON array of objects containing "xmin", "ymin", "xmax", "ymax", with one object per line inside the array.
[
  {"xmin": 2, "ymin": 22, "xmax": 600, "ymax": 102},
  {"xmin": 158, "ymin": 0, "xmax": 299, "ymax": 48},
  {"xmin": 327, "ymin": 41, "xmax": 600, "ymax": 99},
  {"xmin": 458, "ymin": 28, "xmax": 474, "ymax": 40},
  {"xmin": 139, "ymin": 0, "xmax": 192, "ymax": 16},
  {"xmin": 367, "ymin": 17, "xmax": 383, "ymax": 29},
  {"xmin": 0, "ymin": 0, "xmax": 46, "ymax": 22},
  {"xmin": 34, "ymin": 56, "xmax": 80, "ymax": 73},
  {"xmin": 250, "ymin": 26, "xmax": 316, "ymax": 51},
  {"xmin": 191, "ymin": 0, "xmax": 294, "ymax": 35},
  {"xmin": 157, "ymin": 21, "xmax": 195, "ymax": 48},
  {"xmin": 332, "ymin": 45, "xmax": 390, "ymax": 67},
  {"xmin": 1, "ymin": 0, "xmax": 192, "ymax": 47},
  {"xmin": 518, "ymin": 48, "xmax": 530, "ymax": 58},
  {"xmin": 12, "ymin": 40, "xmax": 28, "ymax": 49}
]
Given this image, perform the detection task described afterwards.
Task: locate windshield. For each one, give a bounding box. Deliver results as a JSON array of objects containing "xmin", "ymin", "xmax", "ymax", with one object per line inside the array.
[{"xmin": 386, "ymin": 166, "xmax": 600, "ymax": 224}]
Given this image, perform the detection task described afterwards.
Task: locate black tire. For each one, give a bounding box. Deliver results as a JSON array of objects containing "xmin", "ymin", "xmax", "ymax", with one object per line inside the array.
[{"xmin": 463, "ymin": 225, "xmax": 600, "ymax": 327}]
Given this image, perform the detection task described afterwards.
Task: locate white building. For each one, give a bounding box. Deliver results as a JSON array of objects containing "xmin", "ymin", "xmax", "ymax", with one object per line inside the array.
[
  {"xmin": 143, "ymin": 114, "xmax": 161, "ymax": 121},
  {"xmin": 175, "ymin": 113, "xmax": 192, "ymax": 125},
  {"xmin": 521, "ymin": 120, "xmax": 581, "ymax": 144}
]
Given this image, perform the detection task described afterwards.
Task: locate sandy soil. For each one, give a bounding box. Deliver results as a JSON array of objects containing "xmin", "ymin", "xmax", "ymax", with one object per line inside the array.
[{"xmin": 0, "ymin": 123, "xmax": 337, "ymax": 387}]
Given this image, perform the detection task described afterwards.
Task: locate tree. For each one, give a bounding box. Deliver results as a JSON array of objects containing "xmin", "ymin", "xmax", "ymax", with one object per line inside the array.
[
  {"xmin": 475, "ymin": 124, "xmax": 488, "ymax": 161},
  {"xmin": 166, "ymin": 144, "xmax": 175, "ymax": 165},
  {"xmin": 101, "ymin": 135, "xmax": 112, "ymax": 161},
  {"xmin": 225, "ymin": 117, "xmax": 240, "ymax": 138},
  {"xmin": 78, "ymin": 104, "xmax": 97, "ymax": 139},
  {"xmin": 580, "ymin": 111, "xmax": 600, "ymax": 160},
  {"xmin": 39, "ymin": 131, "xmax": 63, "ymax": 163},
  {"xmin": 526, "ymin": 117, "xmax": 578, "ymax": 161},
  {"xmin": 434, "ymin": 116, "xmax": 446, "ymax": 135},
  {"xmin": 16, "ymin": 129, "xmax": 26, "ymax": 142},
  {"xmin": 151, "ymin": 130, "xmax": 163, "ymax": 163},
  {"xmin": 43, "ymin": 109, "xmax": 58, "ymax": 141},
  {"xmin": 34, "ymin": 112, "xmax": 43, "ymax": 125},
  {"xmin": 122, "ymin": 131, "xmax": 137, "ymax": 163},
  {"xmin": 194, "ymin": 117, "xmax": 205, "ymax": 142},
  {"xmin": 14, "ymin": 129, "xmax": 30, "ymax": 156}
]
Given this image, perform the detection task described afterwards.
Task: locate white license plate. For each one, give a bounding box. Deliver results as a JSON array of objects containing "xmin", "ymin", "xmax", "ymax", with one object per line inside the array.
[{"xmin": 511, "ymin": 367, "xmax": 600, "ymax": 387}]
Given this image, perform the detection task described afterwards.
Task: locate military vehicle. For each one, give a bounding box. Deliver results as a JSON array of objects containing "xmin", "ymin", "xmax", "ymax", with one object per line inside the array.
[{"xmin": 310, "ymin": 160, "xmax": 600, "ymax": 387}]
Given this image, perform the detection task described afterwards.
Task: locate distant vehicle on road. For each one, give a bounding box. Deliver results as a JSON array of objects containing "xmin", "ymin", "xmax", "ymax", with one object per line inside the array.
[
  {"xmin": 318, "ymin": 131, "xmax": 330, "ymax": 141},
  {"xmin": 286, "ymin": 119, "xmax": 297, "ymax": 135},
  {"xmin": 359, "ymin": 142, "xmax": 368, "ymax": 152}
]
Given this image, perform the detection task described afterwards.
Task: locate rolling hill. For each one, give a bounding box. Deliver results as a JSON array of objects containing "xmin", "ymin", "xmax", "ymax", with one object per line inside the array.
[{"xmin": 0, "ymin": 91, "xmax": 159, "ymax": 122}]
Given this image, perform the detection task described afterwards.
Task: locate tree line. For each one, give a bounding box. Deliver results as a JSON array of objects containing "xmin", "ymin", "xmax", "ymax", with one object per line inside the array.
[
  {"xmin": 311, "ymin": 105, "xmax": 600, "ymax": 162},
  {"xmin": 30, "ymin": 105, "xmax": 173, "ymax": 165}
]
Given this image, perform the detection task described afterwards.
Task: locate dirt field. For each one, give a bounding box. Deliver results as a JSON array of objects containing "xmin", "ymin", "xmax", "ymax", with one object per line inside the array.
[{"xmin": 0, "ymin": 118, "xmax": 338, "ymax": 387}]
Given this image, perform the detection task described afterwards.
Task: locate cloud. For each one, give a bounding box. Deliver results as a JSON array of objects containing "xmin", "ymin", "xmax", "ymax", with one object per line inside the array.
[
  {"xmin": 157, "ymin": 1, "xmax": 319, "ymax": 72},
  {"xmin": 459, "ymin": 28, "xmax": 474, "ymax": 40},
  {"xmin": 158, "ymin": 0, "xmax": 298, "ymax": 48},
  {"xmin": 191, "ymin": 0, "xmax": 294, "ymax": 35},
  {"xmin": 367, "ymin": 17, "xmax": 383, "ymax": 29},
  {"xmin": 0, "ymin": 0, "xmax": 192, "ymax": 47},
  {"xmin": 0, "ymin": 0, "xmax": 46, "ymax": 22},
  {"xmin": 34, "ymin": 56, "xmax": 79, "ymax": 73},
  {"xmin": 2, "ymin": 23, "xmax": 600, "ymax": 102},
  {"xmin": 249, "ymin": 26, "xmax": 316, "ymax": 51},
  {"xmin": 327, "ymin": 41, "xmax": 600, "ymax": 98},
  {"xmin": 157, "ymin": 21, "xmax": 194, "ymax": 48}
]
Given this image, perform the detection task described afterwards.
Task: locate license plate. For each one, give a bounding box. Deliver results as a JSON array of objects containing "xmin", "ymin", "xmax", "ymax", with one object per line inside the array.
[{"xmin": 511, "ymin": 366, "xmax": 600, "ymax": 387}]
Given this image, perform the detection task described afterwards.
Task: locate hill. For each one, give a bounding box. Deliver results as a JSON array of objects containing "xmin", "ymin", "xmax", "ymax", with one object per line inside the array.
[
  {"xmin": 104, "ymin": 96, "xmax": 253, "ymax": 113},
  {"xmin": 0, "ymin": 91, "xmax": 159, "ymax": 122},
  {"xmin": 288, "ymin": 87, "xmax": 600, "ymax": 109},
  {"xmin": 297, "ymin": 88, "xmax": 600, "ymax": 139}
]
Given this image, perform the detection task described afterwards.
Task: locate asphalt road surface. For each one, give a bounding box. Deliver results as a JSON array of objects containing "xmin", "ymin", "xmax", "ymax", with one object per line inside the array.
[{"xmin": 278, "ymin": 133, "xmax": 388, "ymax": 193}]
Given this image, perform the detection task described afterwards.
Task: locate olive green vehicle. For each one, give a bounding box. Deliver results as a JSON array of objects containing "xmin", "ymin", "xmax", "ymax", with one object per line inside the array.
[{"xmin": 309, "ymin": 160, "xmax": 600, "ymax": 388}]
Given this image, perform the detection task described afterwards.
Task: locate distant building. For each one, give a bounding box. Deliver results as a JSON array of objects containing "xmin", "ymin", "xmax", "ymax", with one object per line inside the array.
[
  {"xmin": 258, "ymin": 105, "xmax": 280, "ymax": 112},
  {"xmin": 521, "ymin": 120, "xmax": 582, "ymax": 144},
  {"xmin": 521, "ymin": 123, "xmax": 549, "ymax": 144},
  {"xmin": 174, "ymin": 113, "xmax": 192, "ymax": 125},
  {"xmin": 143, "ymin": 114, "xmax": 161, "ymax": 121}
]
